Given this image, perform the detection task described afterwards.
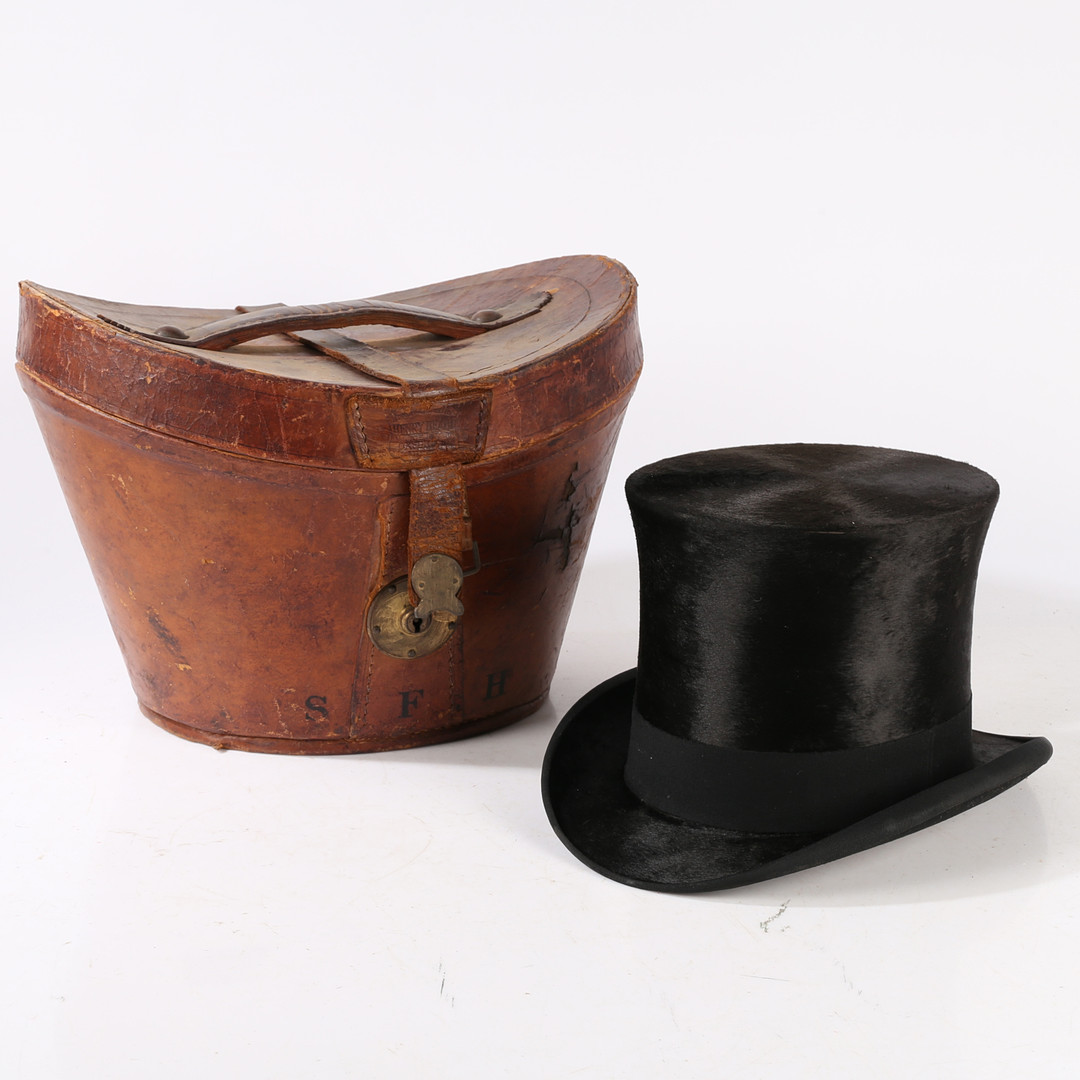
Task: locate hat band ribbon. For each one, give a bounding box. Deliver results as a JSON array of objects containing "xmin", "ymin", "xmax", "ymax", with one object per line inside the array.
[{"xmin": 624, "ymin": 702, "xmax": 974, "ymax": 834}]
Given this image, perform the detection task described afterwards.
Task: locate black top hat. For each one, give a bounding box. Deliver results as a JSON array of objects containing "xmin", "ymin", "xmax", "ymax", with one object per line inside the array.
[{"xmin": 542, "ymin": 444, "xmax": 1052, "ymax": 892}]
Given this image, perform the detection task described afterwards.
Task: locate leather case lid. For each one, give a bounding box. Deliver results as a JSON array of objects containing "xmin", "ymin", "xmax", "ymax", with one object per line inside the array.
[{"xmin": 17, "ymin": 255, "xmax": 642, "ymax": 469}]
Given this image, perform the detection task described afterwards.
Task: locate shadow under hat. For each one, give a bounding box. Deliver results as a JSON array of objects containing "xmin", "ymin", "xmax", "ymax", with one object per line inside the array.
[{"xmin": 542, "ymin": 444, "xmax": 1052, "ymax": 892}]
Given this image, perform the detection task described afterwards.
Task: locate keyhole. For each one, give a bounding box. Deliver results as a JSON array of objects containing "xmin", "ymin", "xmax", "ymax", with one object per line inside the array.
[{"xmin": 402, "ymin": 610, "xmax": 431, "ymax": 635}]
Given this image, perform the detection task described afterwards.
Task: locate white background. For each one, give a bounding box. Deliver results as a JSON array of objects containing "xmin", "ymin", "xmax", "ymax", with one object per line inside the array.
[{"xmin": 2, "ymin": 2, "xmax": 1078, "ymax": 1076}]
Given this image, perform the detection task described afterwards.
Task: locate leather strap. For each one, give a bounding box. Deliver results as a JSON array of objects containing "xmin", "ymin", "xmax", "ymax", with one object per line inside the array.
[
  {"xmin": 408, "ymin": 465, "xmax": 474, "ymax": 574},
  {"xmin": 124, "ymin": 291, "xmax": 551, "ymax": 351}
]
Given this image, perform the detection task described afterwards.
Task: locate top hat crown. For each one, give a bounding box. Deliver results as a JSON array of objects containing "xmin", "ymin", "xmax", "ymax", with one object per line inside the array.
[{"xmin": 542, "ymin": 444, "xmax": 1052, "ymax": 892}]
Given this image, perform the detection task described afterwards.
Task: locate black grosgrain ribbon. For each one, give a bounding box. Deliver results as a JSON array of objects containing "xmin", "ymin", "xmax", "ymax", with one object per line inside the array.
[{"xmin": 624, "ymin": 702, "xmax": 975, "ymax": 834}]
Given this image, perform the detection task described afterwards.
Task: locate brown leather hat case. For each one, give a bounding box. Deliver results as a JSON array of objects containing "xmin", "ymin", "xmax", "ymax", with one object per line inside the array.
[{"xmin": 17, "ymin": 255, "xmax": 642, "ymax": 754}]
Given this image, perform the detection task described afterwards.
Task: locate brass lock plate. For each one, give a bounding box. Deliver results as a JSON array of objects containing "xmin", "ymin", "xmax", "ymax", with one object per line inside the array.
[{"xmin": 368, "ymin": 554, "xmax": 464, "ymax": 659}]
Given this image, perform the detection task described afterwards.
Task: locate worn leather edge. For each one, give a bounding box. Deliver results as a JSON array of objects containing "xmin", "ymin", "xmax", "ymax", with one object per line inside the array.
[
  {"xmin": 140, "ymin": 694, "xmax": 548, "ymax": 754},
  {"xmin": 19, "ymin": 363, "xmax": 637, "ymax": 488}
]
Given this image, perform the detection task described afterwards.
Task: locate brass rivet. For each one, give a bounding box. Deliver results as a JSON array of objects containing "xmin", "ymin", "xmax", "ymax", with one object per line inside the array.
[
  {"xmin": 473, "ymin": 309, "xmax": 501, "ymax": 323},
  {"xmin": 156, "ymin": 325, "xmax": 189, "ymax": 339}
]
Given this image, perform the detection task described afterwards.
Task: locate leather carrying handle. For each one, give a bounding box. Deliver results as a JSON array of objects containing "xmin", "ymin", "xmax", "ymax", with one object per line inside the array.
[{"xmin": 127, "ymin": 290, "xmax": 552, "ymax": 351}]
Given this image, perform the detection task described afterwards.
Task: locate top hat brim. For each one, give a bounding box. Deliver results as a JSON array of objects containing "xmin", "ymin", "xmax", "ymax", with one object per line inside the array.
[{"xmin": 542, "ymin": 670, "xmax": 1053, "ymax": 893}]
